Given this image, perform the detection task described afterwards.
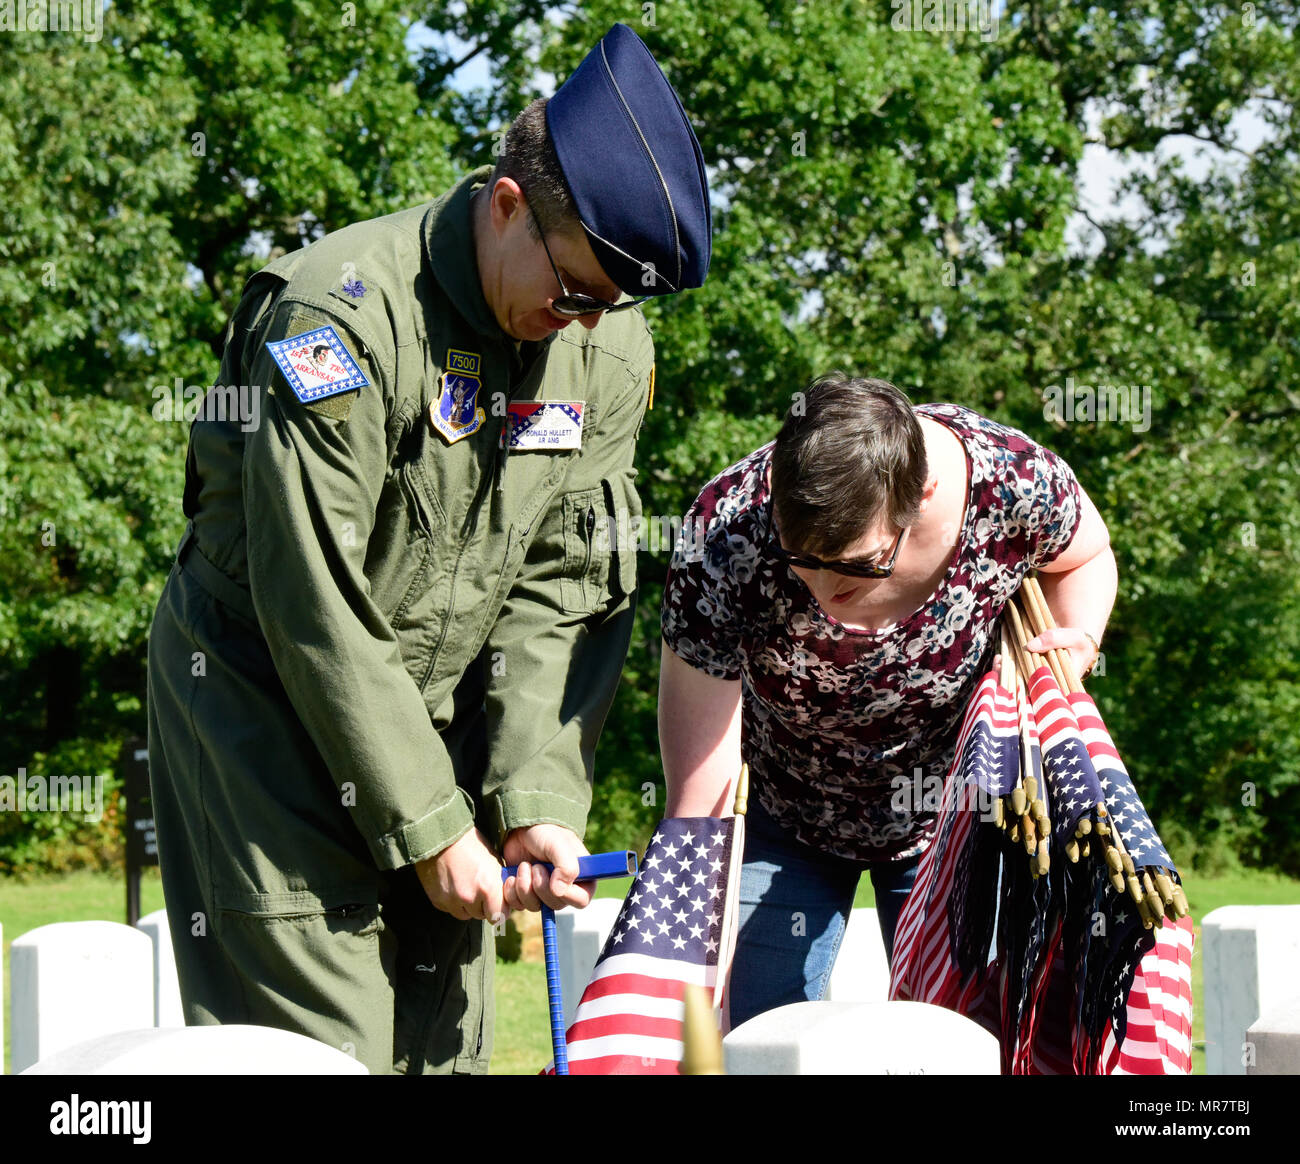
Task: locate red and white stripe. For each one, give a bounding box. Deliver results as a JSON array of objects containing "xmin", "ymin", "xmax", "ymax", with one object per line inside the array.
[
  {"xmin": 549, "ymin": 952, "xmax": 717, "ymax": 1075},
  {"xmin": 891, "ymin": 671, "xmax": 1017, "ymax": 1013},
  {"xmin": 1068, "ymin": 690, "xmax": 1126, "ymax": 773},
  {"xmin": 1027, "ymin": 665, "xmax": 1079, "ymax": 752},
  {"xmin": 1098, "ymin": 916, "xmax": 1195, "ymax": 1075}
]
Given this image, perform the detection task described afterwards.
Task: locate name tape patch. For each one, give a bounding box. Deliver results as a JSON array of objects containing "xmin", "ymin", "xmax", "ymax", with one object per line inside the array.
[
  {"xmin": 501, "ymin": 401, "xmax": 585, "ymax": 451},
  {"xmin": 266, "ymin": 325, "xmax": 370, "ymax": 404}
]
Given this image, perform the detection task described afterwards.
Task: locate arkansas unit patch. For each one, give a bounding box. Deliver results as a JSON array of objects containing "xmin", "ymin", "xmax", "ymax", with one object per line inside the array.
[
  {"xmin": 265, "ymin": 325, "xmax": 370, "ymax": 404},
  {"xmin": 429, "ymin": 348, "xmax": 486, "ymax": 444}
]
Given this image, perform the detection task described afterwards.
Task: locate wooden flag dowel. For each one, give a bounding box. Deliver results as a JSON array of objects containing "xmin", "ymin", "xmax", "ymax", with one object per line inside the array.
[
  {"xmin": 1012, "ymin": 592, "xmax": 1073, "ymax": 693},
  {"xmin": 1154, "ymin": 870, "xmax": 1177, "ymax": 907},
  {"xmin": 1011, "ymin": 785, "xmax": 1027, "ymax": 817},
  {"xmin": 1021, "ymin": 577, "xmax": 1086, "ymax": 695},
  {"xmin": 1007, "ymin": 601, "xmax": 1067, "ymax": 708},
  {"xmin": 1136, "ymin": 897, "xmax": 1156, "ymax": 930},
  {"xmin": 999, "ymin": 629, "xmax": 1016, "ymax": 693},
  {"xmin": 1003, "ymin": 601, "xmax": 1035, "ymax": 672},
  {"xmin": 1142, "ymin": 872, "xmax": 1166, "ymax": 927},
  {"xmin": 1019, "ymin": 575, "xmax": 1050, "ymax": 634},
  {"xmin": 1022, "ymin": 575, "xmax": 1058, "ymax": 640},
  {"xmin": 733, "ymin": 762, "xmax": 749, "ymax": 817},
  {"xmin": 679, "ymin": 983, "xmax": 724, "ymax": 1075}
]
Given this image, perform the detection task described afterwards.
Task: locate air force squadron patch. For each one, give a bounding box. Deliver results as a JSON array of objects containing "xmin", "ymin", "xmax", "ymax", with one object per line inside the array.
[
  {"xmin": 500, "ymin": 401, "xmax": 585, "ymax": 451},
  {"xmin": 429, "ymin": 348, "xmax": 486, "ymax": 444},
  {"xmin": 265, "ymin": 325, "xmax": 370, "ymax": 404}
]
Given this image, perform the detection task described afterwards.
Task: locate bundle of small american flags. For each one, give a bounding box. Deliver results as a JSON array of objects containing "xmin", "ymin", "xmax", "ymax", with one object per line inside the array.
[{"xmin": 890, "ymin": 578, "xmax": 1194, "ymax": 1075}]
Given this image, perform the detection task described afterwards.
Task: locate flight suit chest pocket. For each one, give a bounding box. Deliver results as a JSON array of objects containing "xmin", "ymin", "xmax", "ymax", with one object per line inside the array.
[
  {"xmin": 366, "ymin": 459, "xmax": 442, "ymax": 629},
  {"xmin": 558, "ymin": 480, "xmax": 634, "ymax": 615}
]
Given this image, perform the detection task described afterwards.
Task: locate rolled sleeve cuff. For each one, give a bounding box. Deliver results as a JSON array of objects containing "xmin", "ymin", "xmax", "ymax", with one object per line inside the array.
[
  {"xmin": 373, "ymin": 787, "xmax": 477, "ymax": 869},
  {"xmin": 490, "ymin": 788, "xmax": 589, "ymax": 844}
]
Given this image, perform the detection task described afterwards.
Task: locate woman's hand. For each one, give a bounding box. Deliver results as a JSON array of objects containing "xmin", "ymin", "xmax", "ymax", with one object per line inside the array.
[{"xmin": 1024, "ymin": 627, "xmax": 1100, "ymax": 681}]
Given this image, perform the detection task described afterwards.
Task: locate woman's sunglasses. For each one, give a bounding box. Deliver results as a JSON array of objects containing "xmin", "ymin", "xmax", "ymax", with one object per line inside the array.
[{"xmin": 767, "ymin": 514, "xmax": 907, "ymax": 579}]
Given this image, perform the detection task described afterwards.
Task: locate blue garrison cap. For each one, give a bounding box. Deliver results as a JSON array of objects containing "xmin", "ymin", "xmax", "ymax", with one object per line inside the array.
[{"xmin": 546, "ymin": 23, "xmax": 711, "ymax": 297}]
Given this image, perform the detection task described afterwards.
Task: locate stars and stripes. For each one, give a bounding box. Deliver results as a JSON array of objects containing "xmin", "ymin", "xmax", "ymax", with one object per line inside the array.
[
  {"xmin": 547, "ymin": 817, "xmax": 740, "ymax": 1074},
  {"xmin": 891, "ymin": 671, "xmax": 1016, "ymax": 1020},
  {"xmin": 1027, "ymin": 665, "xmax": 1102, "ymax": 845},
  {"xmin": 1099, "ymin": 915, "xmax": 1195, "ymax": 1074},
  {"xmin": 1070, "ymin": 690, "xmax": 1173, "ymax": 870},
  {"xmin": 890, "ymin": 629, "xmax": 1193, "ymax": 1076}
]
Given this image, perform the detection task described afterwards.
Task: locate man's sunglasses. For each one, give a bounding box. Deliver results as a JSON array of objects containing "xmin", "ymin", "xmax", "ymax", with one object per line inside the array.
[
  {"xmin": 767, "ymin": 514, "xmax": 908, "ymax": 579},
  {"xmin": 534, "ymin": 213, "xmax": 653, "ymax": 318}
]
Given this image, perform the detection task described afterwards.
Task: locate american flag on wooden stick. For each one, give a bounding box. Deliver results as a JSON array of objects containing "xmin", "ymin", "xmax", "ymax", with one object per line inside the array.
[{"xmin": 542, "ymin": 774, "xmax": 747, "ymax": 1075}]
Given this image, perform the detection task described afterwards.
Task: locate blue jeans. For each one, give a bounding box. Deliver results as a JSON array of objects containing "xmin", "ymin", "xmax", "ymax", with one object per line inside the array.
[{"xmin": 728, "ymin": 798, "xmax": 921, "ymax": 1030}]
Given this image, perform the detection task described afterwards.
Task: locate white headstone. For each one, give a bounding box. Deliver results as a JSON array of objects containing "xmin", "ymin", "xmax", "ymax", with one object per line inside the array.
[
  {"xmin": 1202, "ymin": 905, "xmax": 1300, "ymax": 1075},
  {"xmin": 824, "ymin": 908, "xmax": 891, "ymax": 1002},
  {"xmin": 10, "ymin": 921, "xmax": 155, "ymax": 1074},
  {"xmin": 1246, "ymin": 994, "xmax": 1300, "ymax": 1076},
  {"xmin": 556, "ymin": 898, "xmax": 622, "ymax": 1026},
  {"xmin": 19, "ymin": 1024, "xmax": 369, "ymax": 1075},
  {"xmin": 135, "ymin": 909, "xmax": 184, "ymax": 1028},
  {"xmin": 724, "ymin": 1000, "xmax": 1001, "ymax": 1075}
]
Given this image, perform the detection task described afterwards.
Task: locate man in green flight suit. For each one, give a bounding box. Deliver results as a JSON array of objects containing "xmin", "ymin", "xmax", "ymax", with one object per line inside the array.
[{"xmin": 146, "ymin": 23, "xmax": 711, "ymax": 1075}]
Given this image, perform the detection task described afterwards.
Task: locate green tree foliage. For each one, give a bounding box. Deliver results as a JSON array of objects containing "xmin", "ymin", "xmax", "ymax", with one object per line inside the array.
[
  {"xmin": 0, "ymin": 1, "xmax": 464, "ymax": 865},
  {"xmin": 1, "ymin": 2, "xmax": 1296, "ymax": 872}
]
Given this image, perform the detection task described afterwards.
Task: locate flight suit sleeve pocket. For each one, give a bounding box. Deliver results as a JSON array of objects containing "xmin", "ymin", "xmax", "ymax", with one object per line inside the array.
[
  {"xmin": 558, "ymin": 486, "xmax": 606, "ymax": 615},
  {"xmin": 607, "ymin": 474, "xmax": 639, "ymax": 599},
  {"xmin": 557, "ymin": 475, "xmax": 640, "ymax": 615}
]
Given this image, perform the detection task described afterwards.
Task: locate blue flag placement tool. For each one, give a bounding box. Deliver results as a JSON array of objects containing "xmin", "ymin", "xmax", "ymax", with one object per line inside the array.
[{"xmin": 500, "ymin": 850, "xmax": 640, "ymax": 1075}]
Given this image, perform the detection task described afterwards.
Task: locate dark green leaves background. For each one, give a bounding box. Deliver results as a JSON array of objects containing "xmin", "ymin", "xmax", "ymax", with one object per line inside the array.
[{"xmin": 2, "ymin": 2, "xmax": 1296, "ymax": 874}]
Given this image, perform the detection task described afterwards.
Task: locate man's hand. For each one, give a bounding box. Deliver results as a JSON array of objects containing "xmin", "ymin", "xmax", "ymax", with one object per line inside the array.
[
  {"xmin": 415, "ymin": 828, "xmax": 507, "ymax": 925},
  {"xmin": 502, "ymin": 824, "xmax": 594, "ymax": 912}
]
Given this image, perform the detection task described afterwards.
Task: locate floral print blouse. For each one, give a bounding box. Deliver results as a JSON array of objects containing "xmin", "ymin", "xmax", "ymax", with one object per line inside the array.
[{"xmin": 661, "ymin": 403, "xmax": 1082, "ymax": 862}]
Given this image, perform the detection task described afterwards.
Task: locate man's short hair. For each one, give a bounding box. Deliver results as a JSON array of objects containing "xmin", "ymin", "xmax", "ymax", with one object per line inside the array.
[
  {"xmin": 493, "ymin": 98, "xmax": 580, "ymax": 239},
  {"xmin": 771, "ymin": 374, "xmax": 929, "ymax": 558}
]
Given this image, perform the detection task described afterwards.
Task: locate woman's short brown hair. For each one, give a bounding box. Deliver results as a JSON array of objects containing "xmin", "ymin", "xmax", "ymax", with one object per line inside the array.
[{"xmin": 770, "ymin": 374, "xmax": 928, "ymax": 557}]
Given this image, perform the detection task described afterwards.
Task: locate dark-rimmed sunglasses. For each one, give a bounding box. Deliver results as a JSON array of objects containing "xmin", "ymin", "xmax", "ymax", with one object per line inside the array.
[
  {"xmin": 767, "ymin": 513, "xmax": 908, "ymax": 579},
  {"xmin": 533, "ymin": 212, "xmax": 653, "ymax": 318}
]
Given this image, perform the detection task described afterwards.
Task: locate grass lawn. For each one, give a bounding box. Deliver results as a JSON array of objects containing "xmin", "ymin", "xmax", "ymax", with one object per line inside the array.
[{"xmin": 4, "ymin": 865, "xmax": 1298, "ymax": 1074}]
